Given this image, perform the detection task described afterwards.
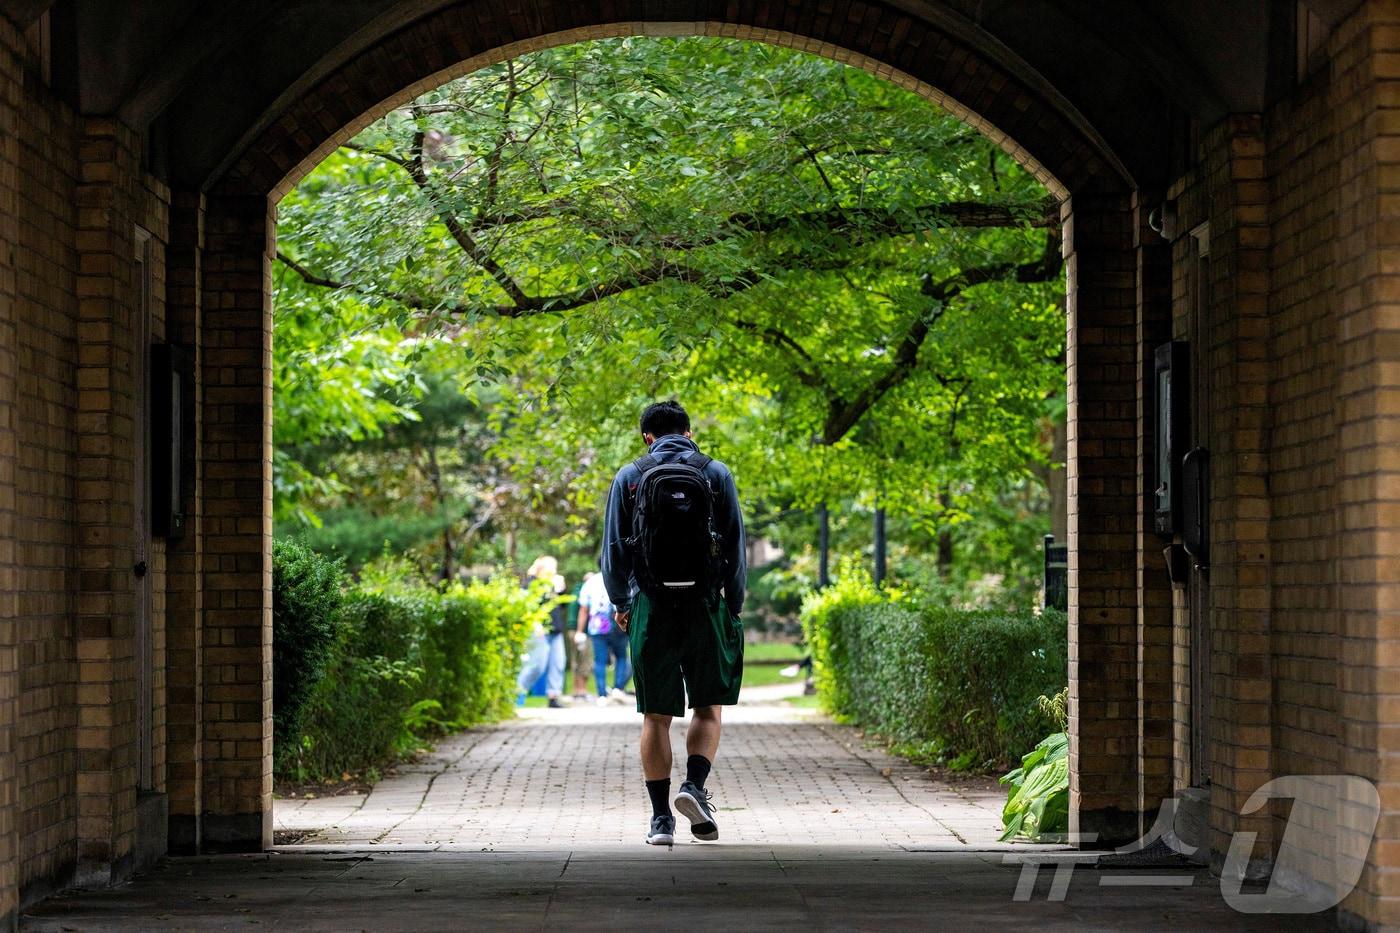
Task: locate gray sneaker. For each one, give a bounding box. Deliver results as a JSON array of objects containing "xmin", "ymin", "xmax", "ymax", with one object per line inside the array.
[
  {"xmin": 674, "ymin": 782, "xmax": 719, "ymax": 841},
  {"xmin": 646, "ymin": 814, "xmax": 675, "ymax": 846}
]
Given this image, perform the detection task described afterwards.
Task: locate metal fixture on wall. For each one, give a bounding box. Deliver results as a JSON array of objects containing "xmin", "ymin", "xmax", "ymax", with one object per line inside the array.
[{"xmin": 151, "ymin": 343, "xmax": 194, "ymax": 539}]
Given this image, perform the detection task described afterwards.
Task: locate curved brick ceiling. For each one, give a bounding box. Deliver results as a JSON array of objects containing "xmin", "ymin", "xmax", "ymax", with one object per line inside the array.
[{"xmin": 16, "ymin": 0, "xmax": 1350, "ymax": 193}]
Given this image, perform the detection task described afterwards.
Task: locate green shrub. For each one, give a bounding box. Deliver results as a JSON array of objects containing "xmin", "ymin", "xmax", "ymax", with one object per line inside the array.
[
  {"xmin": 273, "ymin": 557, "xmax": 543, "ymax": 783},
  {"xmin": 999, "ymin": 730, "xmax": 1069, "ymax": 842},
  {"xmin": 417, "ymin": 576, "xmax": 547, "ymax": 725},
  {"xmin": 800, "ymin": 568, "xmax": 1066, "ymax": 770},
  {"xmin": 272, "ymin": 540, "xmax": 347, "ymax": 750}
]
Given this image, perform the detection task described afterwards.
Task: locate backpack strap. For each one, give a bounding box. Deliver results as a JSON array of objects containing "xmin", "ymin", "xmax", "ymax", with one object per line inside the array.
[
  {"xmin": 686, "ymin": 453, "xmax": 713, "ymax": 471},
  {"xmin": 633, "ymin": 454, "xmax": 660, "ymax": 474}
]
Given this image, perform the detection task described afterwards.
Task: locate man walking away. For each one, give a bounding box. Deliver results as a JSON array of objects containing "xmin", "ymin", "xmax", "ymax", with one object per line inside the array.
[{"xmin": 602, "ymin": 400, "xmax": 746, "ymax": 846}]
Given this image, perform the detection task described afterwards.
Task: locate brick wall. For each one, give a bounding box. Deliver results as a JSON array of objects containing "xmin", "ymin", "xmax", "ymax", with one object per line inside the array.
[
  {"xmin": 1265, "ymin": 30, "xmax": 1345, "ymax": 904},
  {"xmin": 1062, "ymin": 193, "xmax": 1142, "ymax": 844},
  {"xmin": 0, "ymin": 14, "xmax": 175, "ymax": 913},
  {"xmin": 197, "ymin": 195, "xmax": 273, "ymax": 851},
  {"xmin": 1328, "ymin": 4, "xmax": 1400, "ymax": 926},
  {"xmin": 1157, "ymin": 4, "xmax": 1400, "ymax": 926},
  {"xmin": 72, "ymin": 115, "xmax": 173, "ymax": 881},
  {"xmin": 164, "ymin": 191, "xmax": 203, "ymax": 854},
  {"xmin": 1206, "ymin": 115, "xmax": 1276, "ymax": 860},
  {"xmin": 0, "ymin": 13, "xmax": 80, "ymax": 916}
]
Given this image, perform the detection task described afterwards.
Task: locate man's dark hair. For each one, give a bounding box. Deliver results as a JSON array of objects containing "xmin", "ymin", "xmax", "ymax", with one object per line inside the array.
[{"xmin": 640, "ymin": 399, "xmax": 690, "ymax": 438}]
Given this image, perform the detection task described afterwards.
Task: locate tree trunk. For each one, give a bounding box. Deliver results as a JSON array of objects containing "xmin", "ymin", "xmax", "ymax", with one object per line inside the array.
[
  {"xmin": 425, "ymin": 444, "xmax": 455, "ymax": 582},
  {"xmin": 873, "ymin": 505, "xmax": 887, "ymax": 586},
  {"xmin": 817, "ymin": 503, "xmax": 831, "ymax": 588},
  {"xmin": 937, "ymin": 488, "xmax": 954, "ymax": 579}
]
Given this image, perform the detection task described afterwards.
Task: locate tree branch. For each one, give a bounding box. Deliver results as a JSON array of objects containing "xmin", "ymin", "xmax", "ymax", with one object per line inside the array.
[
  {"xmin": 342, "ymin": 141, "xmax": 409, "ymax": 166},
  {"xmin": 730, "ymin": 318, "xmax": 834, "ymax": 394},
  {"xmin": 276, "ymin": 249, "xmax": 479, "ymax": 317},
  {"xmin": 465, "ymin": 197, "xmax": 1058, "ymax": 243},
  {"xmin": 818, "ymin": 230, "xmax": 1062, "ymax": 445},
  {"xmin": 278, "ymin": 226, "xmax": 1061, "ymax": 338},
  {"xmin": 406, "ymin": 110, "xmax": 533, "ymax": 309},
  {"xmin": 481, "ymin": 58, "xmax": 519, "ymax": 215}
]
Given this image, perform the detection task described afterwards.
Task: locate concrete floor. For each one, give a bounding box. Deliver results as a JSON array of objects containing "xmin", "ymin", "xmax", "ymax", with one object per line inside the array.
[
  {"xmin": 19, "ymin": 691, "xmax": 1340, "ymax": 930},
  {"xmin": 22, "ymin": 847, "xmax": 1336, "ymax": 931}
]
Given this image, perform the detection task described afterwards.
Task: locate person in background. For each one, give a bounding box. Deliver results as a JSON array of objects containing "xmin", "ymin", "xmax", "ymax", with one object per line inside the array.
[
  {"xmin": 517, "ymin": 555, "xmax": 571, "ymax": 708},
  {"xmin": 576, "ymin": 570, "xmax": 631, "ymax": 705},
  {"xmin": 567, "ymin": 575, "xmax": 593, "ymax": 702}
]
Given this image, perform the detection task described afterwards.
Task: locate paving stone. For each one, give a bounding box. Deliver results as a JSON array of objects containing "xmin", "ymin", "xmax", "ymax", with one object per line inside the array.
[{"xmin": 275, "ymin": 705, "xmax": 1008, "ymax": 850}]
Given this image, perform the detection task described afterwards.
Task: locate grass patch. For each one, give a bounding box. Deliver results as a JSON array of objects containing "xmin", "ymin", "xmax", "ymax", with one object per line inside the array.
[
  {"xmin": 742, "ymin": 662, "xmax": 805, "ymax": 688},
  {"xmin": 744, "ymin": 641, "xmax": 805, "ymax": 662}
]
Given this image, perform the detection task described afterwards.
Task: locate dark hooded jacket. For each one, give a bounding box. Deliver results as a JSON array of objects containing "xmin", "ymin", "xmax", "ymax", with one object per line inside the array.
[{"xmin": 600, "ymin": 434, "xmax": 746, "ymax": 616}]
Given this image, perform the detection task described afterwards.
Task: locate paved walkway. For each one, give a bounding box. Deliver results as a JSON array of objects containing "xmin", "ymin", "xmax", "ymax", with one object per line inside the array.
[
  {"xmin": 273, "ymin": 694, "xmax": 1008, "ymax": 849},
  {"xmin": 21, "ymin": 693, "xmax": 1336, "ymax": 930}
]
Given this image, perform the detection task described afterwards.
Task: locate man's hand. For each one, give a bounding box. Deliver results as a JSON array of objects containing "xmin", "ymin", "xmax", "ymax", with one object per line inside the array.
[
  {"xmin": 615, "ymin": 608, "xmax": 631, "ymax": 633},
  {"xmin": 573, "ymin": 631, "xmax": 588, "ymax": 649}
]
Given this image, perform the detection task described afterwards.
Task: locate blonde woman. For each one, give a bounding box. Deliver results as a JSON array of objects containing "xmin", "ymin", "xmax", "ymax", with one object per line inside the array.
[{"xmin": 517, "ymin": 556, "xmax": 571, "ymax": 708}]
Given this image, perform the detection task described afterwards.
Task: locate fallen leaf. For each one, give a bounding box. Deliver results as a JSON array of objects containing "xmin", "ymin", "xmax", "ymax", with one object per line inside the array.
[{"xmin": 880, "ymin": 767, "xmax": 892, "ymax": 777}]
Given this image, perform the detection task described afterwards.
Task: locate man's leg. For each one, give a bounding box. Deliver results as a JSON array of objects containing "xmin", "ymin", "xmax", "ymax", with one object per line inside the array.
[
  {"xmin": 641, "ymin": 713, "xmax": 673, "ymax": 780},
  {"xmin": 674, "ymin": 705, "xmax": 722, "ymax": 840},
  {"xmin": 641, "ymin": 712, "xmax": 675, "ymax": 843},
  {"xmin": 673, "ymin": 595, "xmax": 742, "ymax": 841},
  {"xmin": 632, "ymin": 594, "xmax": 685, "ymax": 844},
  {"xmin": 686, "ymin": 704, "xmax": 721, "ymax": 763}
]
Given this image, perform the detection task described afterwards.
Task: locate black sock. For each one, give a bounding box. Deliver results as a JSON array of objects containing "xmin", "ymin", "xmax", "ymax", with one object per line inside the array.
[
  {"xmin": 646, "ymin": 778, "xmax": 672, "ymax": 818},
  {"xmin": 686, "ymin": 754, "xmax": 711, "ymax": 790}
]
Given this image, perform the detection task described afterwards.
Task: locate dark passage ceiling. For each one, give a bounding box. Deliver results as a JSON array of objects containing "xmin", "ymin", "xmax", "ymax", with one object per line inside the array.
[{"xmin": 3, "ymin": 0, "xmax": 1361, "ymax": 191}]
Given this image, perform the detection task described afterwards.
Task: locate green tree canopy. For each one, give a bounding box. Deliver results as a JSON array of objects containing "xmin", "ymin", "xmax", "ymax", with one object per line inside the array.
[{"xmin": 274, "ymin": 36, "xmax": 1064, "ymax": 589}]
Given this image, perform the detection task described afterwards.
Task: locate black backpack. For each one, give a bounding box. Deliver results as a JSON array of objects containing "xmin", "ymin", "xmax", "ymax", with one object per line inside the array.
[{"xmin": 627, "ymin": 452, "xmax": 724, "ymax": 598}]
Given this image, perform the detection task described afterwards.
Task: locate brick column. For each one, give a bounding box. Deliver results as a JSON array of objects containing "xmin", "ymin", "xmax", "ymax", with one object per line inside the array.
[
  {"xmin": 199, "ymin": 193, "xmax": 273, "ymax": 852},
  {"xmin": 1197, "ymin": 117, "xmax": 1275, "ymax": 865},
  {"xmin": 1064, "ymin": 192, "xmax": 1142, "ymax": 845},
  {"xmin": 1331, "ymin": 4, "xmax": 1400, "ymax": 926},
  {"xmin": 72, "ymin": 118, "xmax": 144, "ymax": 883},
  {"xmin": 1134, "ymin": 192, "xmax": 1175, "ymax": 827},
  {"xmin": 165, "ymin": 191, "xmax": 203, "ymax": 853},
  {"xmin": 0, "ymin": 17, "xmax": 22, "ymax": 926}
]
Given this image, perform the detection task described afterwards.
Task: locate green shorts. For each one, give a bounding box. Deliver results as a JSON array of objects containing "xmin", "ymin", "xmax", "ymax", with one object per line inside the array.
[{"xmin": 629, "ymin": 592, "xmax": 743, "ymax": 716}]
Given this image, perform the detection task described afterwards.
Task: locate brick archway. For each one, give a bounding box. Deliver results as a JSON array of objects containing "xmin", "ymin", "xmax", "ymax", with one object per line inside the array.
[
  {"xmin": 213, "ymin": 6, "xmax": 1133, "ymax": 202},
  {"xmin": 184, "ymin": 0, "xmax": 1164, "ymax": 855}
]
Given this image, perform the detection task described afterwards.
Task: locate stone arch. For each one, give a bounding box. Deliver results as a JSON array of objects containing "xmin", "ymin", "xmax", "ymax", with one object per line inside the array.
[
  {"xmin": 209, "ymin": 3, "xmax": 1137, "ymax": 203},
  {"xmin": 188, "ymin": 0, "xmax": 1159, "ymax": 854}
]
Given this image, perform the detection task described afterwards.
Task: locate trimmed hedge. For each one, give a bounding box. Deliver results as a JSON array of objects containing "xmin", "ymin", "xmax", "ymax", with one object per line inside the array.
[
  {"xmin": 273, "ymin": 544, "xmax": 544, "ymax": 782},
  {"xmin": 801, "ymin": 571, "xmax": 1066, "ymax": 770},
  {"xmin": 272, "ymin": 540, "xmax": 346, "ymax": 752}
]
